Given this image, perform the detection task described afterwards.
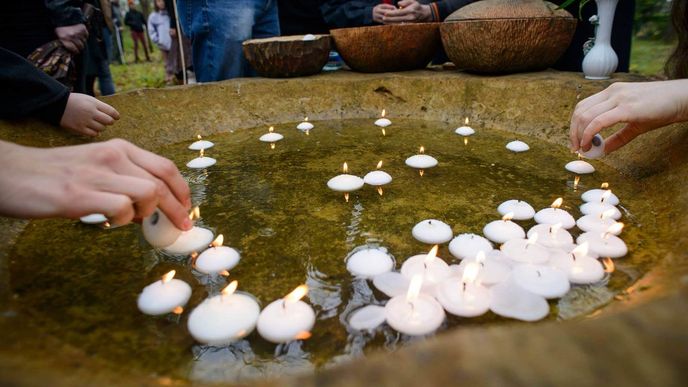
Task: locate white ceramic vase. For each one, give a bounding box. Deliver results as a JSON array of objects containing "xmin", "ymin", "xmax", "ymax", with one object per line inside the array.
[{"xmin": 582, "ymin": 0, "xmax": 619, "ymax": 80}]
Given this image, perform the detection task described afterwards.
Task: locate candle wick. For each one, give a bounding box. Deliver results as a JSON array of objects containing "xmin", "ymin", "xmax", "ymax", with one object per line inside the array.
[
  {"xmin": 571, "ymin": 253, "xmax": 576, "ymax": 262},
  {"xmin": 462, "ymin": 282, "xmax": 467, "ymax": 293},
  {"xmin": 537, "ymin": 270, "xmax": 542, "ymax": 277}
]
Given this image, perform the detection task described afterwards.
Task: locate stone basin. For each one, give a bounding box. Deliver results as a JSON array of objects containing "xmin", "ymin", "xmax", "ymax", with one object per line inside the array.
[{"xmin": 1, "ymin": 70, "xmax": 687, "ymax": 386}]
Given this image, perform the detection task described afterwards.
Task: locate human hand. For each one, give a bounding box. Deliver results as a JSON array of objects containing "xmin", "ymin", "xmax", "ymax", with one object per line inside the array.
[
  {"xmin": 169, "ymin": 28, "xmax": 177, "ymax": 38},
  {"xmin": 382, "ymin": 0, "xmax": 433, "ymax": 24},
  {"xmin": 55, "ymin": 24, "xmax": 89, "ymax": 53},
  {"xmin": 60, "ymin": 93, "xmax": 121, "ymax": 137},
  {"xmin": 373, "ymin": 4, "xmax": 397, "ymax": 24},
  {"xmin": 569, "ymin": 80, "xmax": 688, "ymax": 154},
  {"xmin": 0, "ymin": 139, "xmax": 192, "ymax": 229}
]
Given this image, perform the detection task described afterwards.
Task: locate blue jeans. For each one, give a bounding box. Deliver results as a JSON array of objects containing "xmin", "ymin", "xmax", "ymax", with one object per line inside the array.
[{"xmin": 177, "ymin": 0, "xmax": 280, "ymax": 82}]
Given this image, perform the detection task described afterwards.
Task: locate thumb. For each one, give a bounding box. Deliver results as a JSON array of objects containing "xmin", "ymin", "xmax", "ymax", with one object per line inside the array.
[{"xmin": 604, "ymin": 123, "xmax": 642, "ymax": 154}]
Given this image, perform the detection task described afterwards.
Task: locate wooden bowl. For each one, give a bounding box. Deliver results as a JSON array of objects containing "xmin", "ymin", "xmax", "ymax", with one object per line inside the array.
[
  {"xmin": 242, "ymin": 34, "xmax": 331, "ymax": 78},
  {"xmin": 440, "ymin": 0, "xmax": 576, "ymax": 73},
  {"xmin": 330, "ymin": 23, "xmax": 441, "ymax": 73}
]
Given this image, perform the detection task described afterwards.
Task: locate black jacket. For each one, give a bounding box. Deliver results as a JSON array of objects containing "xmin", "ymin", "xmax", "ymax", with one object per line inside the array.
[{"xmin": 124, "ymin": 9, "xmax": 146, "ymax": 32}]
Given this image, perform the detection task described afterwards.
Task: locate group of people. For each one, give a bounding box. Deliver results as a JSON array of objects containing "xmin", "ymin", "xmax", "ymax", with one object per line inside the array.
[{"xmin": 0, "ymin": 0, "xmax": 687, "ymax": 229}]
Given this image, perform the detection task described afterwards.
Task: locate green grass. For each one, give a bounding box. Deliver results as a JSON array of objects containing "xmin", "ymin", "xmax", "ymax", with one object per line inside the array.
[
  {"xmin": 630, "ymin": 38, "xmax": 675, "ymax": 78},
  {"xmin": 101, "ymin": 27, "xmax": 166, "ymax": 94}
]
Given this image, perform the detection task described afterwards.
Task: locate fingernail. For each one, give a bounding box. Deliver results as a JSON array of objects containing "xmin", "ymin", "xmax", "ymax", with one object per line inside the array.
[{"xmin": 183, "ymin": 218, "xmax": 193, "ymax": 230}]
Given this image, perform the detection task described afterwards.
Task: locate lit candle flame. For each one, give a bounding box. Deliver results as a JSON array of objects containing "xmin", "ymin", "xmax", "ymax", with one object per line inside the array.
[
  {"xmin": 550, "ymin": 223, "xmax": 562, "ymax": 235},
  {"xmin": 502, "ymin": 212, "xmax": 514, "ymax": 222},
  {"xmin": 475, "ymin": 250, "xmax": 486, "ymax": 264},
  {"xmin": 377, "ymin": 160, "xmax": 383, "ymax": 169},
  {"xmin": 419, "ymin": 169, "xmax": 425, "ymax": 177},
  {"xmin": 605, "ymin": 222, "xmax": 624, "ymax": 238},
  {"xmin": 304, "ymin": 116, "xmax": 309, "ymax": 122},
  {"xmin": 162, "ymin": 270, "xmax": 175, "ymax": 283},
  {"xmin": 189, "ymin": 206, "xmax": 200, "ymax": 220},
  {"xmin": 571, "ymin": 242, "xmax": 589, "ymax": 260},
  {"xmin": 419, "ymin": 146, "xmax": 425, "ymax": 154},
  {"xmin": 377, "ymin": 186, "xmax": 383, "ymax": 196},
  {"xmin": 172, "ymin": 306, "xmax": 184, "ymax": 315},
  {"xmin": 600, "ymin": 209, "xmax": 616, "ymax": 220},
  {"xmin": 381, "ymin": 128, "xmax": 386, "ymax": 136},
  {"xmin": 601, "ymin": 182, "xmax": 609, "ymax": 189},
  {"xmin": 574, "ymin": 176, "xmax": 580, "ymax": 190},
  {"xmin": 381, "ymin": 109, "xmax": 386, "ymax": 118},
  {"xmin": 344, "ymin": 192, "xmax": 349, "ymax": 202},
  {"xmin": 527, "ymin": 232, "xmax": 539, "ymax": 245},
  {"xmin": 222, "ymin": 280, "xmax": 238, "ymax": 296},
  {"xmin": 464, "ymin": 138, "xmax": 468, "ymax": 146},
  {"xmin": 220, "ymin": 270, "xmax": 230, "ymax": 277},
  {"xmin": 284, "ymin": 284, "xmax": 308, "ymax": 305},
  {"xmin": 269, "ymin": 126, "xmax": 274, "ymax": 133},
  {"xmin": 551, "ymin": 198, "xmax": 563, "ymax": 209},
  {"xmin": 103, "ymin": 221, "xmax": 111, "ymax": 229},
  {"xmin": 200, "ymin": 149, "xmax": 205, "ymax": 158},
  {"xmin": 197, "ymin": 134, "xmax": 202, "ymax": 140},
  {"xmin": 270, "ymin": 143, "xmax": 276, "ymax": 149},
  {"xmin": 211, "ymin": 234, "xmax": 224, "ymax": 247},
  {"xmin": 305, "ymin": 130, "xmax": 310, "ymax": 136},
  {"xmin": 424, "ymin": 245, "xmax": 439, "ymax": 266},
  {"xmin": 601, "ymin": 190, "xmax": 612, "ymax": 203},
  {"xmin": 462, "ymin": 261, "xmax": 480, "ymax": 285},
  {"xmin": 295, "ymin": 331, "xmax": 312, "ymax": 340},
  {"xmin": 602, "ymin": 257, "xmax": 615, "ymax": 273},
  {"xmin": 464, "ymin": 117, "xmax": 469, "ymax": 125},
  {"xmin": 406, "ymin": 274, "xmax": 423, "ymax": 304},
  {"xmin": 343, "ymin": 162, "xmax": 348, "ymax": 174}
]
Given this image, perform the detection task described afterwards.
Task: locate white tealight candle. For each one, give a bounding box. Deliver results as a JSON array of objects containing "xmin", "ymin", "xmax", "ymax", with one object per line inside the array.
[
  {"xmin": 400, "ymin": 246, "xmax": 451, "ymax": 287},
  {"xmin": 549, "ymin": 243, "xmax": 605, "ymax": 284},
  {"xmin": 501, "ymin": 234, "xmax": 550, "ymax": 264},
  {"xmin": 576, "ymin": 209, "xmax": 620, "ymax": 233},
  {"xmin": 194, "ymin": 234, "xmax": 241, "ymax": 275},
  {"xmin": 257, "ymin": 285, "xmax": 316, "ymax": 344},
  {"xmin": 385, "ymin": 275, "xmax": 445, "ymax": 336},
  {"xmin": 580, "ymin": 202, "xmax": 622, "ymax": 220},
  {"xmin": 565, "ymin": 160, "xmax": 595, "ymax": 174},
  {"xmin": 577, "ymin": 223, "xmax": 627, "ymax": 258},
  {"xmin": 450, "ymin": 251, "xmax": 511, "ymax": 286},
  {"xmin": 412, "ymin": 219, "xmax": 453, "ymax": 244},
  {"xmin": 448, "ymin": 233, "xmax": 493, "ymax": 260},
  {"xmin": 142, "ymin": 208, "xmax": 182, "ymax": 248},
  {"xmin": 534, "ymin": 198, "xmax": 576, "ymax": 229},
  {"xmin": 527, "ymin": 223, "xmax": 573, "ymax": 248},
  {"xmin": 327, "ymin": 162, "xmax": 365, "ymax": 197},
  {"xmin": 302, "ymin": 34, "xmax": 316, "ymax": 41},
  {"xmin": 436, "ymin": 261, "xmax": 490, "ymax": 317},
  {"xmin": 187, "ymin": 149, "xmax": 217, "ymax": 169},
  {"xmin": 489, "ymin": 281, "xmax": 549, "ymax": 321},
  {"xmin": 511, "ymin": 264, "xmax": 570, "ymax": 299},
  {"xmin": 137, "ymin": 270, "xmax": 192, "ymax": 315},
  {"xmin": 189, "ymin": 135, "xmax": 214, "ymax": 151},
  {"xmin": 346, "ymin": 247, "xmax": 395, "ymax": 278},
  {"xmin": 80, "ymin": 213, "xmax": 108, "ymax": 224},
  {"xmin": 580, "ymin": 134, "xmax": 605, "ymax": 159},
  {"xmin": 372, "ymin": 271, "xmax": 409, "ymax": 298},
  {"xmin": 348, "ymin": 305, "xmax": 386, "ymax": 331},
  {"xmin": 581, "ymin": 187, "xmax": 620, "ymax": 205},
  {"xmin": 483, "ymin": 212, "xmax": 526, "ymax": 244},
  {"xmin": 363, "ymin": 161, "xmax": 392, "ymax": 194},
  {"xmin": 374, "ymin": 109, "xmax": 392, "ymax": 127},
  {"xmin": 506, "ymin": 140, "xmax": 529, "ymax": 152},
  {"xmin": 296, "ymin": 117, "xmax": 314, "ymax": 132},
  {"xmin": 497, "ymin": 199, "xmax": 535, "ymax": 220},
  {"xmin": 259, "ymin": 132, "xmax": 284, "ymax": 143},
  {"xmin": 454, "ymin": 117, "xmax": 475, "ymax": 136},
  {"xmin": 405, "ymin": 146, "xmax": 438, "ymax": 175},
  {"xmin": 187, "ymin": 281, "xmax": 260, "ymax": 345},
  {"xmin": 163, "ymin": 226, "xmax": 214, "ymax": 255}
]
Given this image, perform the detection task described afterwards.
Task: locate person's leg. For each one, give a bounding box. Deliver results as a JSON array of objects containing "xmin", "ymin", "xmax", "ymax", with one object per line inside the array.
[
  {"xmin": 96, "ymin": 56, "xmax": 116, "ymax": 96},
  {"xmin": 141, "ymin": 31, "xmax": 151, "ymax": 61},
  {"xmin": 131, "ymin": 31, "xmax": 140, "ymax": 62},
  {"xmin": 249, "ymin": 0, "xmax": 280, "ymax": 77}
]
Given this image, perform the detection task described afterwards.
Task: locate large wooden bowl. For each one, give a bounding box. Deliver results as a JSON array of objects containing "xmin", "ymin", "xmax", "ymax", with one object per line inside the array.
[
  {"xmin": 440, "ymin": 0, "xmax": 576, "ymax": 73},
  {"xmin": 242, "ymin": 34, "xmax": 331, "ymax": 78},
  {"xmin": 330, "ymin": 23, "xmax": 441, "ymax": 73}
]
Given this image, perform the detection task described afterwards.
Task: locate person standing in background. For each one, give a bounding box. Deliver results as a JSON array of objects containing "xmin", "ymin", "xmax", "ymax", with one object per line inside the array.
[
  {"xmin": 148, "ymin": 0, "xmax": 173, "ymax": 83},
  {"xmin": 124, "ymin": 0, "xmax": 151, "ymax": 62}
]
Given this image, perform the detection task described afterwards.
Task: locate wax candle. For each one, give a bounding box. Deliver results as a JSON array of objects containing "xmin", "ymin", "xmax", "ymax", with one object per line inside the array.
[
  {"xmin": 80, "ymin": 213, "xmax": 108, "ymax": 224},
  {"xmin": 189, "ymin": 135, "xmax": 214, "ymax": 151},
  {"xmin": 580, "ymin": 134, "xmax": 605, "ymax": 159},
  {"xmin": 581, "ymin": 186, "xmax": 619, "ymax": 205},
  {"xmin": 194, "ymin": 234, "xmax": 241, "ymax": 275},
  {"xmin": 257, "ymin": 285, "xmax": 316, "ymax": 344},
  {"xmin": 549, "ymin": 243, "xmax": 605, "ymax": 284},
  {"xmin": 400, "ymin": 246, "xmax": 451, "ymax": 287},
  {"xmin": 483, "ymin": 212, "xmax": 526, "ymax": 244},
  {"xmin": 506, "ymin": 140, "xmax": 529, "ymax": 152},
  {"xmin": 187, "ymin": 149, "xmax": 217, "ymax": 169},
  {"xmin": 448, "ymin": 233, "xmax": 493, "ymax": 260},
  {"xmin": 259, "ymin": 126, "xmax": 284, "ymax": 149},
  {"xmin": 372, "ymin": 271, "xmax": 409, "ymax": 298},
  {"xmin": 346, "ymin": 247, "xmax": 395, "ymax": 279},
  {"xmin": 163, "ymin": 226, "xmax": 214, "ymax": 255},
  {"xmin": 511, "ymin": 264, "xmax": 570, "ymax": 299},
  {"xmin": 497, "ymin": 199, "xmax": 535, "ymax": 220},
  {"xmin": 580, "ymin": 202, "xmax": 622, "ymax": 220},
  {"xmin": 374, "ymin": 109, "xmax": 392, "ymax": 127},
  {"xmin": 405, "ymin": 146, "xmax": 437, "ymax": 176},
  {"xmin": 412, "ymin": 219, "xmax": 453, "ymax": 244},
  {"xmin": 450, "ymin": 250, "xmax": 511, "ymax": 286},
  {"xmin": 327, "ymin": 162, "xmax": 364, "ymax": 202},
  {"xmin": 363, "ymin": 160, "xmax": 392, "ymax": 195},
  {"xmin": 384, "ymin": 274, "xmax": 445, "ymax": 336},
  {"xmin": 577, "ymin": 223, "xmax": 627, "ymax": 258},
  {"xmin": 454, "ymin": 117, "xmax": 475, "ymax": 136},
  {"xmin": 501, "ymin": 233, "xmax": 550, "ymax": 264},
  {"xmin": 187, "ymin": 281, "xmax": 261, "ymax": 345},
  {"xmin": 565, "ymin": 160, "xmax": 595, "ymax": 174},
  {"xmin": 576, "ymin": 209, "xmax": 619, "ymax": 233},
  {"xmin": 436, "ymin": 261, "xmax": 491, "ymax": 317},
  {"xmin": 348, "ymin": 304, "xmax": 386, "ymax": 331},
  {"xmin": 137, "ymin": 270, "xmax": 192, "ymax": 315},
  {"xmin": 534, "ymin": 198, "xmax": 576, "ymax": 229},
  {"xmin": 296, "ymin": 117, "xmax": 314, "ymax": 132},
  {"xmin": 527, "ymin": 223, "xmax": 573, "ymax": 249},
  {"xmin": 142, "ymin": 208, "xmax": 182, "ymax": 248},
  {"xmin": 489, "ymin": 281, "xmax": 549, "ymax": 321}
]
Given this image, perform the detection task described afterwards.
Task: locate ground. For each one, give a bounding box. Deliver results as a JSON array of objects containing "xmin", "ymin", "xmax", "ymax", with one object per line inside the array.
[{"xmin": 104, "ymin": 30, "xmax": 675, "ymax": 94}]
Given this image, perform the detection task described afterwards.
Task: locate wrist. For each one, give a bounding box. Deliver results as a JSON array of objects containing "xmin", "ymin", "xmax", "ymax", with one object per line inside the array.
[{"xmin": 421, "ymin": 5, "xmax": 433, "ymax": 21}]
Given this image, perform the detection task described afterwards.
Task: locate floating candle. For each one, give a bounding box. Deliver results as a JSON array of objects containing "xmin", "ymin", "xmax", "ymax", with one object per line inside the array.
[
  {"xmin": 581, "ymin": 186, "xmax": 620, "ymax": 205},
  {"xmin": 187, "ymin": 281, "xmax": 261, "ymax": 345},
  {"xmin": 363, "ymin": 161, "xmax": 392, "ymax": 194},
  {"xmin": 80, "ymin": 213, "xmax": 108, "ymax": 224},
  {"xmin": 483, "ymin": 212, "xmax": 526, "ymax": 244},
  {"xmin": 137, "ymin": 270, "xmax": 192, "ymax": 315},
  {"xmin": 405, "ymin": 146, "xmax": 438, "ymax": 175},
  {"xmin": 163, "ymin": 226, "xmax": 214, "ymax": 255},
  {"xmin": 497, "ymin": 199, "xmax": 535, "ymax": 220},
  {"xmin": 348, "ymin": 305, "xmax": 386, "ymax": 331},
  {"xmin": 187, "ymin": 149, "xmax": 217, "ymax": 169},
  {"xmin": 580, "ymin": 134, "xmax": 605, "ymax": 159},
  {"xmin": 194, "ymin": 234, "xmax": 241, "ymax": 275},
  {"xmin": 411, "ymin": 219, "xmax": 453, "ymax": 244},
  {"xmin": 257, "ymin": 285, "xmax": 316, "ymax": 344},
  {"xmin": 579, "ymin": 201, "xmax": 622, "ymax": 220},
  {"xmin": 576, "ymin": 209, "xmax": 620, "ymax": 233},
  {"xmin": 327, "ymin": 162, "xmax": 365, "ymax": 196},
  {"xmin": 400, "ymin": 246, "xmax": 451, "ymax": 287},
  {"xmin": 259, "ymin": 126, "xmax": 284, "ymax": 147},
  {"xmin": 577, "ymin": 223, "xmax": 627, "ymax": 258},
  {"xmin": 526, "ymin": 223, "xmax": 573, "ymax": 248},
  {"xmin": 346, "ymin": 247, "xmax": 395, "ymax": 278},
  {"xmin": 436, "ymin": 260, "xmax": 491, "ymax": 317},
  {"xmin": 448, "ymin": 233, "xmax": 493, "ymax": 260},
  {"xmin": 565, "ymin": 160, "xmax": 595, "ymax": 174},
  {"xmin": 302, "ymin": 34, "xmax": 316, "ymax": 41},
  {"xmin": 534, "ymin": 198, "xmax": 576, "ymax": 229},
  {"xmin": 511, "ymin": 264, "xmax": 570, "ymax": 299},
  {"xmin": 142, "ymin": 208, "xmax": 182, "ymax": 248},
  {"xmin": 372, "ymin": 271, "xmax": 409, "ymax": 298},
  {"xmin": 454, "ymin": 117, "xmax": 475, "ymax": 136},
  {"xmin": 296, "ymin": 117, "xmax": 314, "ymax": 132},
  {"xmin": 451, "ymin": 250, "xmax": 511, "ymax": 286},
  {"xmin": 489, "ymin": 281, "xmax": 549, "ymax": 322},
  {"xmin": 189, "ymin": 134, "xmax": 214, "ymax": 151},
  {"xmin": 549, "ymin": 243, "xmax": 605, "ymax": 284},
  {"xmin": 501, "ymin": 234, "xmax": 550, "ymax": 264},
  {"xmin": 506, "ymin": 140, "xmax": 529, "ymax": 152},
  {"xmin": 384, "ymin": 275, "xmax": 445, "ymax": 336},
  {"xmin": 374, "ymin": 109, "xmax": 392, "ymax": 127}
]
